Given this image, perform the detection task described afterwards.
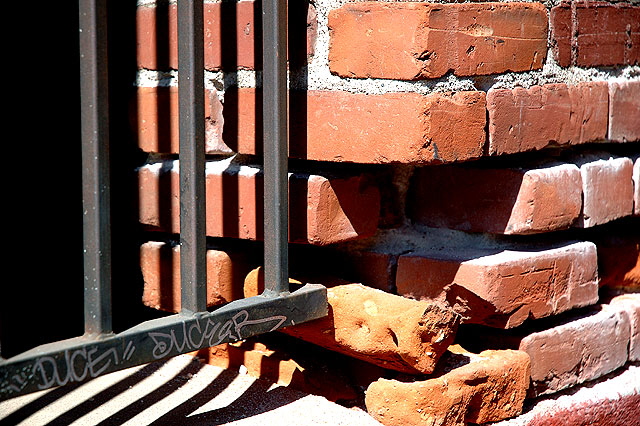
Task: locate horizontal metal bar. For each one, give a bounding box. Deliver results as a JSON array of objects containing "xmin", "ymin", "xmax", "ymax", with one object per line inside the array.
[{"xmin": 0, "ymin": 285, "xmax": 327, "ymax": 401}]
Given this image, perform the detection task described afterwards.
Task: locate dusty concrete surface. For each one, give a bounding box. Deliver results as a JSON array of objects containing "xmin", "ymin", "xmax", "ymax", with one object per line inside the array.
[{"xmin": 0, "ymin": 354, "xmax": 384, "ymax": 426}]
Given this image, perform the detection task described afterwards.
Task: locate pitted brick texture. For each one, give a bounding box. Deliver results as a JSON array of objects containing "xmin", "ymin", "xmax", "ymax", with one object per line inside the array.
[
  {"xmin": 329, "ymin": 2, "xmax": 547, "ymax": 80},
  {"xmin": 365, "ymin": 347, "xmax": 531, "ymax": 426},
  {"xmin": 249, "ymin": 280, "xmax": 461, "ymax": 375}
]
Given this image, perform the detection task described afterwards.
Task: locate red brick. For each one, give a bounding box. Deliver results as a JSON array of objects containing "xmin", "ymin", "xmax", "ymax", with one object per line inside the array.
[
  {"xmin": 526, "ymin": 393, "xmax": 640, "ymax": 426},
  {"xmin": 140, "ymin": 241, "xmax": 252, "ymax": 312},
  {"xmin": 396, "ymin": 242, "xmax": 599, "ymax": 328},
  {"xmin": 487, "ymin": 82, "xmax": 609, "ymax": 155},
  {"xmin": 551, "ymin": 2, "xmax": 640, "ymax": 68},
  {"xmin": 328, "ymin": 2, "xmax": 547, "ymax": 80},
  {"xmin": 407, "ymin": 162, "xmax": 583, "ymax": 235},
  {"xmin": 365, "ymin": 347, "xmax": 530, "ymax": 426},
  {"xmin": 136, "ymin": 1, "xmax": 316, "ymax": 71},
  {"xmin": 609, "ymin": 293, "xmax": 640, "ymax": 362},
  {"xmin": 135, "ymin": 87, "xmax": 486, "ymax": 164},
  {"xmin": 268, "ymin": 281, "xmax": 461, "ymax": 374},
  {"xmin": 494, "ymin": 365, "xmax": 640, "ymax": 426},
  {"xmin": 138, "ymin": 160, "xmax": 380, "ymax": 245},
  {"xmin": 608, "ymin": 80, "xmax": 640, "ymax": 142},
  {"xmin": 576, "ymin": 155, "xmax": 634, "ymax": 228},
  {"xmin": 519, "ymin": 303, "xmax": 632, "ymax": 396},
  {"xmin": 134, "ymin": 86, "xmax": 227, "ymax": 154},
  {"xmin": 228, "ymin": 88, "xmax": 486, "ymax": 164}
]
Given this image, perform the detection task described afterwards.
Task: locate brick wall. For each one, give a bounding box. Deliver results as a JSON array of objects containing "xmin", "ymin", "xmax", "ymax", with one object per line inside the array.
[{"xmin": 134, "ymin": 1, "xmax": 639, "ymax": 425}]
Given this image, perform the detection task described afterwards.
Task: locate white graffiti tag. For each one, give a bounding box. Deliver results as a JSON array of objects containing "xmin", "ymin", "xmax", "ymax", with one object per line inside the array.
[{"xmin": 149, "ymin": 310, "xmax": 287, "ymax": 359}]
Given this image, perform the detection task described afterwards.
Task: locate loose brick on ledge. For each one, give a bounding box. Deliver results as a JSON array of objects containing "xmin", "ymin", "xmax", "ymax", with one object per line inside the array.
[
  {"xmin": 487, "ymin": 82, "xmax": 608, "ymax": 156},
  {"xmin": 396, "ymin": 242, "xmax": 599, "ymax": 328},
  {"xmin": 608, "ymin": 80, "xmax": 640, "ymax": 142},
  {"xmin": 136, "ymin": 1, "xmax": 316, "ymax": 71},
  {"xmin": 407, "ymin": 162, "xmax": 583, "ymax": 235},
  {"xmin": 328, "ymin": 2, "xmax": 547, "ymax": 80},
  {"xmin": 137, "ymin": 160, "xmax": 380, "ymax": 245},
  {"xmin": 365, "ymin": 347, "xmax": 530, "ymax": 426},
  {"xmin": 574, "ymin": 155, "xmax": 634, "ymax": 228},
  {"xmin": 519, "ymin": 302, "xmax": 632, "ymax": 397},
  {"xmin": 140, "ymin": 241, "xmax": 253, "ymax": 312},
  {"xmin": 247, "ymin": 278, "xmax": 461, "ymax": 375},
  {"xmin": 551, "ymin": 1, "xmax": 640, "ymax": 68}
]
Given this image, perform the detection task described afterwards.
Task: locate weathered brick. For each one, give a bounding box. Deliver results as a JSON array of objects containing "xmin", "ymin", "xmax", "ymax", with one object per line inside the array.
[
  {"xmin": 487, "ymin": 82, "xmax": 609, "ymax": 155},
  {"xmin": 365, "ymin": 347, "xmax": 530, "ymax": 426},
  {"xmin": 519, "ymin": 303, "xmax": 632, "ymax": 396},
  {"xmin": 551, "ymin": 2, "xmax": 640, "ymax": 68},
  {"xmin": 526, "ymin": 393, "xmax": 640, "ymax": 426},
  {"xmin": 575, "ymin": 155, "xmax": 634, "ymax": 228},
  {"xmin": 137, "ymin": 159, "xmax": 380, "ymax": 245},
  {"xmin": 609, "ymin": 293, "xmax": 640, "ymax": 361},
  {"xmin": 407, "ymin": 162, "xmax": 583, "ymax": 235},
  {"xmin": 492, "ymin": 364, "xmax": 640, "ymax": 426},
  {"xmin": 140, "ymin": 241, "xmax": 252, "ymax": 312},
  {"xmin": 328, "ymin": 2, "xmax": 547, "ymax": 80},
  {"xmin": 227, "ymin": 88, "xmax": 486, "ymax": 164},
  {"xmin": 136, "ymin": 1, "xmax": 316, "ymax": 71},
  {"xmin": 136, "ymin": 87, "xmax": 486, "ymax": 164},
  {"xmin": 396, "ymin": 242, "xmax": 599, "ymax": 328},
  {"xmin": 608, "ymin": 80, "xmax": 640, "ymax": 142},
  {"xmin": 247, "ymin": 278, "xmax": 461, "ymax": 374}
]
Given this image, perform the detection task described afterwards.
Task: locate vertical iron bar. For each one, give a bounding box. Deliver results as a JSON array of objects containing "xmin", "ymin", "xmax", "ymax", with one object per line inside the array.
[
  {"xmin": 263, "ymin": 0, "xmax": 289, "ymax": 296},
  {"xmin": 178, "ymin": 0, "xmax": 207, "ymax": 313},
  {"xmin": 80, "ymin": 0, "xmax": 112, "ymax": 336}
]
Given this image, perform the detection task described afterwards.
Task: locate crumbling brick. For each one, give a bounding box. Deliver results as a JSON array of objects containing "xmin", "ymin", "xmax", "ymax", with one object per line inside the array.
[
  {"xmin": 365, "ymin": 346, "xmax": 531, "ymax": 426},
  {"xmin": 396, "ymin": 242, "xmax": 599, "ymax": 328}
]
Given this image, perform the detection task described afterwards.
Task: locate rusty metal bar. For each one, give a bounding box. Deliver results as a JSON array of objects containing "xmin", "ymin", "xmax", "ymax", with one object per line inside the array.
[
  {"xmin": 177, "ymin": 0, "xmax": 207, "ymax": 314},
  {"xmin": 79, "ymin": 0, "xmax": 112, "ymax": 336},
  {"xmin": 262, "ymin": 0, "xmax": 289, "ymax": 296}
]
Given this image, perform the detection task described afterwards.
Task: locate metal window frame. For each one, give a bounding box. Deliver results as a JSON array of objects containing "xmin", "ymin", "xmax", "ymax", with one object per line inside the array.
[{"xmin": 0, "ymin": 0, "xmax": 327, "ymax": 401}]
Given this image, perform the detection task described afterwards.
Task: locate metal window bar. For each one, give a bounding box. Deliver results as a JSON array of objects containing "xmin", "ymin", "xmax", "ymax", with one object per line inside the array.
[{"xmin": 0, "ymin": 0, "xmax": 327, "ymax": 401}]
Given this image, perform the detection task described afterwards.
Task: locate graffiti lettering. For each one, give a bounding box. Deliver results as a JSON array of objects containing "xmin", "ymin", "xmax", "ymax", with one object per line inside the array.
[
  {"xmin": 29, "ymin": 341, "xmax": 135, "ymax": 390},
  {"xmin": 149, "ymin": 310, "xmax": 287, "ymax": 359}
]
